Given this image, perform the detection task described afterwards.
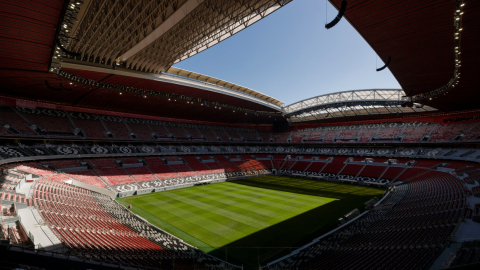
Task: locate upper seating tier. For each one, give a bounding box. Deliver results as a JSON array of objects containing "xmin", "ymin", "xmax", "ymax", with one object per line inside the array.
[{"xmin": 3, "ymin": 105, "xmax": 480, "ymax": 144}]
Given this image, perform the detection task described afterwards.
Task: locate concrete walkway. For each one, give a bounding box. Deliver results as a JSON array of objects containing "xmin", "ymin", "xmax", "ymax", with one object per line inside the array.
[
  {"xmin": 17, "ymin": 208, "xmax": 63, "ymax": 251},
  {"xmin": 455, "ymin": 218, "xmax": 480, "ymax": 242}
]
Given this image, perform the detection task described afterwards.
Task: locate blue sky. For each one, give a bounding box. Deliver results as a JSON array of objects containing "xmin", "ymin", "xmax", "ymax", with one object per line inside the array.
[{"xmin": 173, "ymin": 0, "xmax": 401, "ymax": 106}]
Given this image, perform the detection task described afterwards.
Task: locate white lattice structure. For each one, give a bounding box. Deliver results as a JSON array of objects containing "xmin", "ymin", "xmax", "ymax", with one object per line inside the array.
[
  {"xmin": 64, "ymin": 0, "xmax": 293, "ymax": 73},
  {"xmin": 283, "ymin": 89, "xmax": 437, "ymax": 122}
]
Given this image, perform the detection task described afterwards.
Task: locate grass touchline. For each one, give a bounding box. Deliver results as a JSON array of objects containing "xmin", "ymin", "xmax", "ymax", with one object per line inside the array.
[{"xmin": 117, "ymin": 175, "xmax": 384, "ymax": 268}]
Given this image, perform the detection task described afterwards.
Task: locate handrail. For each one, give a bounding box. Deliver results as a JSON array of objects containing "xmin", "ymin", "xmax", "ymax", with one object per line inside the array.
[
  {"xmin": 2, "ymin": 147, "xmax": 480, "ymax": 167},
  {"xmin": 6, "ymin": 245, "xmax": 158, "ymax": 270},
  {"xmin": 265, "ymin": 210, "xmax": 370, "ymax": 267}
]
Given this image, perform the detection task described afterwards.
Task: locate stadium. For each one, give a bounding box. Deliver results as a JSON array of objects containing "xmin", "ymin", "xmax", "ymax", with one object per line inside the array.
[{"xmin": 0, "ymin": 0, "xmax": 479, "ymax": 269}]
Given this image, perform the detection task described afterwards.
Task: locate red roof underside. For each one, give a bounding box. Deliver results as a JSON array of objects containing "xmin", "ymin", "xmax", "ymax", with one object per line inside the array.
[
  {"xmin": 0, "ymin": 68, "xmax": 281, "ymax": 124},
  {"xmin": 0, "ymin": 0, "xmax": 63, "ymax": 71},
  {"xmin": 2, "ymin": 0, "xmax": 480, "ymax": 125},
  {"xmin": 330, "ymin": 0, "xmax": 480, "ymax": 111},
  {"xmin": 0, "ymin": 0, "xmax": 280, "ymax": 125}
]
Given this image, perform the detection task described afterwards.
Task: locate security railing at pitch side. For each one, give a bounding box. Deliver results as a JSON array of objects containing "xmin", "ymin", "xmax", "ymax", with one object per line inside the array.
[{"xmin": 4, "ymin": 243, "xmax": 249, "ymax": 269}]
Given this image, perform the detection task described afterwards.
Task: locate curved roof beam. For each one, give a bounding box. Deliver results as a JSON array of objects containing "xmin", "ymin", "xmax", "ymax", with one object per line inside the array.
[
  {"xmin": 284, "ymin": 89, "xmax": 407, "ymax": 114},
  {"xmin": 167, "ymin": 67, "xmax": 284, "ymax": 106},
  {"xmin": 120, "ymin": 0, "xmax": 203, "ymax": 62},
  {"xmin": 283, "ymin": 89, "xmax": 437, "ymax": 122},
  {"xmin": 61, "ymin": 60, "xmax": 283, "ymax": 111}
]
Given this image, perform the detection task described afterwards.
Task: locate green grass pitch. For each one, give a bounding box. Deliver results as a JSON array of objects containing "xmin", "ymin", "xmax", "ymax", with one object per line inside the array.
[{"xmin": 117, "ymin": 176, "xmax": 384, "ymax": 268}]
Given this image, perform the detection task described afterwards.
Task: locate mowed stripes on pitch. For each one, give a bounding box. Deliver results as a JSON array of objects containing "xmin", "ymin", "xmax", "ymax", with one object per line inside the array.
[{"xmin": 123, "ymin": 182, "xmax": 336, "ymax": 248}]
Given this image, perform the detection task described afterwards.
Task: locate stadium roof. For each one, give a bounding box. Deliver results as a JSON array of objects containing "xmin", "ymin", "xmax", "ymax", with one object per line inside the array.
[
  {"xmin": 0, "ymin": 0, "xmax": 287, "ymax": 125},
  {"xmin": 167, "ymin": 67, "xmax": 284, "ymax": 106},
  {"xmin": 60, "ymin": 60, "xmax": 283, "ymax": 111},
  {"xmin": 329, "ymin": 0, "xmax": 480, "ymax": 111},
  {"xmin": 63, "ymin": 0, "xmax": 293, "ymax": 73},
  {"xmin": 284, "ymin": 89, "xmax": 437, "ymax": 123},
  {"xmin": 284, "ymin": 89, "xmax": 436, "ymax": 122},
  {"xmin": 1, "ymin": 0, "xmax": 479, "ymax": 125}
]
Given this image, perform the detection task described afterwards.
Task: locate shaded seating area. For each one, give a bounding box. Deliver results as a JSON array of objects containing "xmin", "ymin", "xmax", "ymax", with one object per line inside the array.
[
  {"xmin": 266, "ymin": 173, "xmax": 466, "ymax": 270},
  {"xmin": 33, "ymin": 178, "xmax": 236, "ymax": 269}
]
